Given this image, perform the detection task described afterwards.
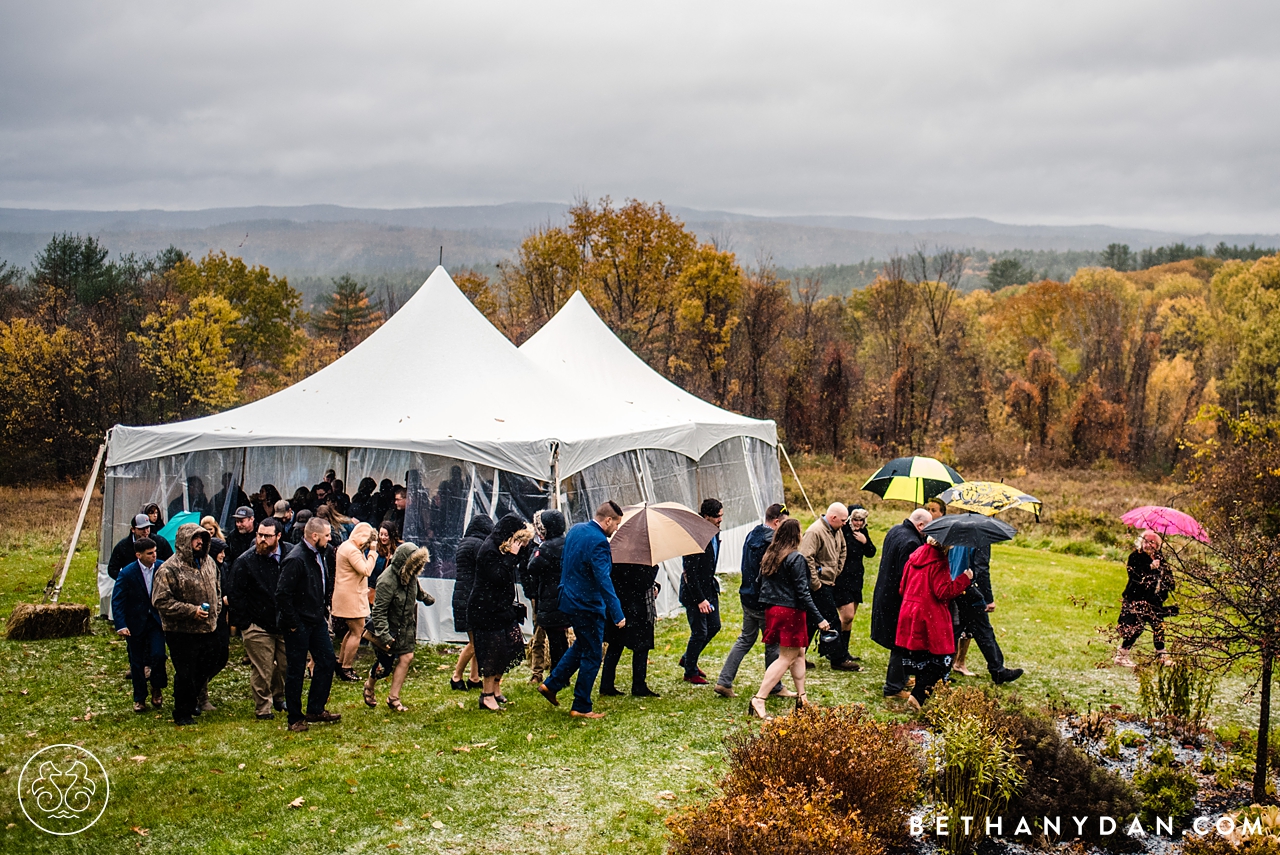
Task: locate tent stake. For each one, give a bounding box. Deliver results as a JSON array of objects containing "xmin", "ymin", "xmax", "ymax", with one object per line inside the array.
[
  {"xmin": 778, "ymin": 443, "xmax": 816, "ymax": 518},
  {"xmin": 47, "ymin": 443, "xmax": 105, "ymax": 604}
]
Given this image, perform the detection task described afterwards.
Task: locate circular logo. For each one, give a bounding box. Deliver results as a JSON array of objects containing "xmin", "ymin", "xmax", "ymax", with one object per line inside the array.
[{"xmin": 17, "ymin": 744, "xmax": 109, "ymax": 836}]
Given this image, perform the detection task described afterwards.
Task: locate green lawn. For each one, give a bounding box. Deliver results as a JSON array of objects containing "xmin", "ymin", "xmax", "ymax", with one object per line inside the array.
[{"xmin": 0, "ymin": 526, "xmax": 1256, "ymax": 853}]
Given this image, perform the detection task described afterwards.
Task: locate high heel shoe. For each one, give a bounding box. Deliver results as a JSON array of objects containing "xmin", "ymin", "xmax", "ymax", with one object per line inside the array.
[
  {"xmin": 748, "ymin": 696, "xmax": 771, "ymax": 720},
  {"xmin": 466, "ymin": 679, "xmax": 483, "ymax": 690},
  {"xmin": 363, "ymin": 678, "xmax": 378, "ymax": 708},
  {"xmin": 449, "ymin": 678, "xmax": 468, "ymax": 691},
  {"xmin": 387, "ymin": 696, "xmax": 407, "ymax": 712},
  {"xmin": 478, "ymin": 692, "xmax": 500, "ymax": 712}
]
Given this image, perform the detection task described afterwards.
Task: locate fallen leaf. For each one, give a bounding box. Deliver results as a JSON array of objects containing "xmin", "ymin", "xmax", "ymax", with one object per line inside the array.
[
  {"xmin": 21, "ymin": 689, "xmax": 28, "ymax": 696},
  {"xmin": 388, "ymin": 845, "xmax": 400, "ymax": 850},
  {"xmin": 130, "ymin": 755, "xmax": 146, "ymax": 762},
  {"xmin": 131, "ymin": 826, "xmax": 149, "ymax": 836},
  {"xmin": 657, "ymin": 791, "xmax": 676, "ymax": 801},
  {"xmin": 237, "ymin": 763, "xmax": 246, "ymax": 770},
  {"xmin": 431, "ymin": 820, "xmax": 444, "ymax": 829},
  {"xmin": 288, "ymin": 797, "xmax": 305, "ymax": 809},
  {"xmin": 210, "ymin": 768, "xmax": 224, "ymax": 774},
  {"xmin": 345, "ymin": 778, "xmax": 358, "ymax": 786},
  {"xmin": 452, "ymin": 745, "xmax": 470, "ymax": 753},
  {"xmin": 526, "ymin": 732, "xmax": 533, "ymax": 742},
  {"xmin": 309, "ymin": 806, "xmax": 318, "ymax": 811}
]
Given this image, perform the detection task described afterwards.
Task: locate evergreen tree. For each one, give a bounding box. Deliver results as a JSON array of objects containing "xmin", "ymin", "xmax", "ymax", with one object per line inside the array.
[{"xmin": 312, "ymin": 274, "xmax": 383, "ymax": 354}]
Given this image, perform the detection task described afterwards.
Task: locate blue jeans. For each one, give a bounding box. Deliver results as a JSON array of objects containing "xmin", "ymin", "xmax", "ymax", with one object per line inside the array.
[
  {"xmin": 285, "ymin": 620, "xmax": 336, "ymax": 723},
  {"xmin": 683, "ymin": 593, "xmax": 721, "ymax": 677},
  {"xmin": 544, "ymin": 612, "xmax": 604, "ymax": 713}
]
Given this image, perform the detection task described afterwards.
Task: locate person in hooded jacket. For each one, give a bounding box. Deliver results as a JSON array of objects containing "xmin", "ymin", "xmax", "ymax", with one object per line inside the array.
[
  {"xmin": 468, "ymin": 514, "xmax": 533, "ymax": 711},
  {"xmin": 600, "ymin": 562, "xmax": 661, "ymax": 697},
  {"xmin": 450, "ymin": 515, "xmax": 494, "ymax": 690},
  {"xmin": 348, "ymin": 477, "xmax": 380, "ymax": 525},
  {"xmin": 871, "ymin": 508, "xmax": 931, "ymax": 700},
  {"xmin": 524, "ymin": 510, "xmax": 571, "ymax": 674},
  {"xmin": 365, "ymin": 542, "xmax": 435, "ymax": 711},
  {"xmin": 895, "ymin": 538, "xmax": 973, "ymax": 710},
  {"xmin": 151, "ymin": 523, "xmax": 222, "ymax": 725}
]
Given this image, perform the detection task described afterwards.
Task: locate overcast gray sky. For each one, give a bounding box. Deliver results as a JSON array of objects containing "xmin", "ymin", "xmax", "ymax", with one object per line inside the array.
[{"xmin": 2, "ymin": 1, "xmax": 1278, "ymax": 232}]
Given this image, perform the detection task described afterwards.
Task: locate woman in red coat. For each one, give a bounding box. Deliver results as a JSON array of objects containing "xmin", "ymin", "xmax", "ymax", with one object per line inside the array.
[{"xmin": 895, "ymin": 538, "xmax": 974, "ymax": 710}]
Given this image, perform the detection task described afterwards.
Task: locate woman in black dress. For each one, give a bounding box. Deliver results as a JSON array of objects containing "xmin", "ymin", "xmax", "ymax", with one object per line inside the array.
[
  {"xmin": 600, "ymin": 562, "xmax": 661, "ymax": 697},
  {"xmin": 1115, "ymin": 530, "xmax": 1174, "ymax": 667},
  {"xmin": 467, "ymin": 514, "xmax": 533, "ymax": 711}
]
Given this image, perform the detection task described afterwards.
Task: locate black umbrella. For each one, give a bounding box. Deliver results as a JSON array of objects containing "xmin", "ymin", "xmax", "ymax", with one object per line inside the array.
[{"xmin": 922, "ymin": 514, "xmax": 1017, "ymax": 548}]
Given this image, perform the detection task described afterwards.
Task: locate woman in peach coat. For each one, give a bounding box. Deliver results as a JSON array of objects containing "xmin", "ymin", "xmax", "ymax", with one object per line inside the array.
[{"xmin": 333, "ymin": 521, "xmax": 378, "ymax": 681}]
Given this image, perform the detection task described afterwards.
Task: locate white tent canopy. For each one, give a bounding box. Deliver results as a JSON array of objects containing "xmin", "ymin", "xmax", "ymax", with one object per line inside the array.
[{"xmin": 98, "ymin": 269, "xmax": 782, "ymax": 640}]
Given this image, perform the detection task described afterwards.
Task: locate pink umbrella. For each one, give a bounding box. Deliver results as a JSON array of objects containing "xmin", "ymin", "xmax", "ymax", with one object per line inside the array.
[{"xmin": 1120, "ymin": 506, "xmax": 1209, "ymax": 543}]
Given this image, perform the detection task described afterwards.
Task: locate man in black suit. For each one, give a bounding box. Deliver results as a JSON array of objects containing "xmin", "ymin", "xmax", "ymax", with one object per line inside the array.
[
  {"xmin": 108, "ymin": 513, "xmax": 174, "ymax": 580},
  {"xmin": 111, "ymin": 537, "xmax": 167, "ymax": 712},
  {"xmin": 230, "ymin": 517, "xmax": 288, "ymax": 720},
  {"xmin": 870, "ymin": 508, "xmax": 931, "ymax": 700},
  {"xmin": 679, "ymin": 498, "xmax": 723, "ymax": 685},
  {"xmin": 276, "ymin": 516, "xmax": 340, "ymax": 732}
]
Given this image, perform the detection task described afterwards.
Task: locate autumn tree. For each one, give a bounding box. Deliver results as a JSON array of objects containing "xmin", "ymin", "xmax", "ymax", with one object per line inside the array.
[
  {"xmin": 734, "ymin": 263, "xmax": 792, "ymax": 418},
  {"xmin": 1167, "ymin": 411, "xmax": 1280, "ymax": 801},
  {"xmin": 130, "ymin": 295, "xmax": 241, "ymax": 422},
  {"xmin": 671, "ymin": 245, "xmax": 742, "ymax": 405},
  {"xmin": 312, "ymin": 274, "xmax": 384, "ymax": 354}
]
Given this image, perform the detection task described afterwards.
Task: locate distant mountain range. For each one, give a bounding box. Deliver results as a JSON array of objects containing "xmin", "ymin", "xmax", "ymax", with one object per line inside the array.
[{"xmin": 2, "ymin": 202, "xmax": 1277, "ymax": 276}]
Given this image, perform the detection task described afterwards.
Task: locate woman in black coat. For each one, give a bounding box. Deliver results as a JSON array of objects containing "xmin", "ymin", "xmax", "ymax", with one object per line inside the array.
[
  {"xmin": 524, "ymin": 511, "xmax": 571, "ymax": 671},
  {"xmin": 467, "ymin": 514, "xmax": 532, "ymax": 711},
  {"xmin": 835, "ymin": 504, "xmax": 877, "ymax": 664},
  {"xmin": 600, "ymin": 562, "xmax": 660, "ymax": 697},
  {"xmin": 449, "ymin": 515, "xmax": 494, "ymax": 690},
  {"xmin": 1115, "ymin": 530, "xmax": 1174, "ymax": 667}
]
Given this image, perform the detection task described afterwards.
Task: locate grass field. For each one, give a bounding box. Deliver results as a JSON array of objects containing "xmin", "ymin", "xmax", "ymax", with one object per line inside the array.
[{"xmin": 0, "ymin": 476, "xmax": 1262, "ymax": 854}]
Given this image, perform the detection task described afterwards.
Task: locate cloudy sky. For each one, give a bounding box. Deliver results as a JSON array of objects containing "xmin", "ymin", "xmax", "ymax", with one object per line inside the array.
[{"xmin": 2, "ymin": 2, "xmax": 1278, "ymax": 232}]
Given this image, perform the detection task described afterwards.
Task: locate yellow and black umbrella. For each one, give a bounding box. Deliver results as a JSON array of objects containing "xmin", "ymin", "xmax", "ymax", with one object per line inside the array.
[
  {"xmin": 937, "ymin": 481, "xmax": 1042, "ymax": 520},
  {"xmin": 861, "ymin": 456, "xmax": 963, "ymax": 505}
]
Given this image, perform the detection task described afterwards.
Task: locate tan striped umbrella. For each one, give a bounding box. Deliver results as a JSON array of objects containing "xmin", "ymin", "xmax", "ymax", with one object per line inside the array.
[{"xmin": 609, "ymin": 502, "xmax": 721, "ymax": 566}]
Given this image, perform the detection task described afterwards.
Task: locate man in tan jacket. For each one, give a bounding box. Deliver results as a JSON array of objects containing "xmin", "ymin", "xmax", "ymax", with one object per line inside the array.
[
  {"xmin": 152, "ymin": 523, "xmax": 222, "ymax": 725},
  {"xmin": 800, "ymin": 503, "xmax": 859, "ymax": 671}
]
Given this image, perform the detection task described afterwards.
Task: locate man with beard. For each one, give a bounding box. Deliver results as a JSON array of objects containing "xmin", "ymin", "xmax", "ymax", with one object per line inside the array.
[
  {"xmin": 151, "ymin": 523, "xmax": 222, "ymax": 726},
  {"xmin": 276, "ymin": 516, "xmax": 341, "ymax": 732},
  {"xmin": 870, "ymin": 508, "xmax": 932, "ymax": 701},
  {"xmin": 229, "ymin": 517, "xmax": 288, "ymax": 719}
]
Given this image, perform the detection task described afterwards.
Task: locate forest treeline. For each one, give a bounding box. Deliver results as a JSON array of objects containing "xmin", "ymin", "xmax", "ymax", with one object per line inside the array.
[{"xmin": 1, "ymin": 198, "xmax": 1278, "ymax": 483}]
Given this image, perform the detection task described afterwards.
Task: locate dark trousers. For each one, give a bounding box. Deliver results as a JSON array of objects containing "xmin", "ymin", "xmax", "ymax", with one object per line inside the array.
[
  {"xmin": 682, "ymin": 593, "xmax": 721, "ymax": 677},
  {"xmin": 601, "ymin": 643, "xmax": 651, "ymax": 694},
  {"xmin": 126, "ymin": 624, "xmax": 167, "ymax": 704},
  {"xmin": 810, "ymin": 586, "xmax": 842, "ymax": 663},
  {"xmin": 166, "ymin": 631, "xmax": 217, "ymax": 722},
  {"xmin": 545, "ymin": 612, "xmax": 604, "ymax": 714},
  {"xmin": 883, "ymin": 648, "xmax": 907, "ymax": 696},
  {"xmin": 285, "ymin": 620, "xmax": 336, "ymax": 723},
  {"xmin": 956, "ymin": 601, "xmax": 1005, "ymax": 674},
  {"xmin": 545, "ymin": 625, "xmax": 570, "ymax": 673},
  {"xmin": 716, "ymin": 605, "xmax": 780, "ymax": 690}
]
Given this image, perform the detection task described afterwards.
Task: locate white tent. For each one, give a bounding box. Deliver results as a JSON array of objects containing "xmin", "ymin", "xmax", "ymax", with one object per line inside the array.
[
  {"xmin": 520, "ymin": 291, "xmax": 783, "ymax": 617},
  {"xmin": 98, "ymin": 269, "xmax": 782, "ymax": 638}
]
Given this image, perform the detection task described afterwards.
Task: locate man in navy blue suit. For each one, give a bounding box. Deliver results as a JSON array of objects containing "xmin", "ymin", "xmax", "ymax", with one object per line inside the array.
[
  {"xmin": 537, "ymin": 501, "xmax": 625, "ymax": 719},
  {"xmin": 112, "ymin": 537, "xmax": 168, "ymax": 712}
]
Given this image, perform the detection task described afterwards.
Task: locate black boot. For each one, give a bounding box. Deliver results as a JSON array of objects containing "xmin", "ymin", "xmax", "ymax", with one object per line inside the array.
[
  {"xmin": 599, "ymin": 646, "xmax": 623, "ymax": 696},
  {"xmin": 632, "ymin": 651, "xmax": 660, "ymax": 697}
]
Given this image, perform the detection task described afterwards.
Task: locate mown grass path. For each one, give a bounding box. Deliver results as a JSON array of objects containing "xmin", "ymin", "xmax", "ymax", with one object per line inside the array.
[{"xmin": 0, "ymin": 526, "xmax": 1252, "ymax": 854}]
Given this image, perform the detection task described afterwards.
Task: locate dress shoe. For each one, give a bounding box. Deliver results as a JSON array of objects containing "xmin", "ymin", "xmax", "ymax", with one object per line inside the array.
[
  {"xmin": 713, "ymin": 684, "xmax": 735, "ymax": 699},
  {"xmin": 906, "ymin": 694, "xmax": 923, "ymax": 712},
  {"xmin": 537, "ymin": 683, "xmax": 560, "ymax": 706},
  {"xmin": 151, "ymin": 693, "xmax": 163, "ymax": 708},
  {"xmin": 683, "ymin": 674, "xmax": 708, "ymax": 685},
  {"xmin": 273, "ymin": 698, "xmax": 286, "ymax": 712},
  {"xmin": 200, "ymin": 700, "xmax": 216, "ymax": 712},
  {"xmin": 288, "ymin": 720, "xmax": 309, "ymax": 732},
  {"xmin": 632, "ymin": 687, "xmax": 661, "ymax": 698},
  {"xmin": 134, "ymin": 702, "xmax": 149, "ymax": 714},
  {"xmin": 884, "ymin": 689, "xmax": 912, "ymax": 701},
  {"xmin": 256, "ymin": 712, "xmax": 275, "ymax": 720},
  {"xmin": 305, "ymin": 710, "xmax": 342, "ymax": 723},
  {"xmin": 832, "ymin": 659, "xmax": 863, "ymax": 672},
  {"xmin": 570, "ymin": 710, "xmax": 606, "ymax": 719},
  {"xmin": 174, "ymin": 716, "xmax": 196, "ymax": 726},
  {"xmin": 599, "ymin": 687, "xmax": 624, "ymax": 697},
  {"xmin": 993, "ymin": 667, "xmax": 1024, "ymax": 684}
]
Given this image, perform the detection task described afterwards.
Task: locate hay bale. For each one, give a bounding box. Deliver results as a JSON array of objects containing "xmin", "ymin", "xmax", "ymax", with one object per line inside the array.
[{"xmin": 6, "ymin": 602, "xmax": 92, "ymax": 640}]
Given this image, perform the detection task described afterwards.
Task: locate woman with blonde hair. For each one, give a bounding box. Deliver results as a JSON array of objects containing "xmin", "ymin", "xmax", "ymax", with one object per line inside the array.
[
  {"xmin": 316, "ymin": 502, "xmax": 354, "ymax": 544},
  {"xmin": 199, "ymin": 516, "xmax": 225, "ymax": 540},
  {"xmin": 366, "ymin": 542, "xmax": 435, "ymax": 710},
  {"xmin": 332, "ymin": 521, "xmax": 378, "ymax": 681},
  {"xmin": 750, "ymin": 518, "xmax": 829, "ymax": 719}
]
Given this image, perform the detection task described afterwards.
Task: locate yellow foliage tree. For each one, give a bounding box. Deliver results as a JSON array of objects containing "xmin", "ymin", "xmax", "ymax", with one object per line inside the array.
[
  {"xmin": 130, "ymin": 295, "xmax": 241, "ymax": 422},
  {"xmin": 673, "ymin": 245, "xmax": 743, "ymax": 405}
]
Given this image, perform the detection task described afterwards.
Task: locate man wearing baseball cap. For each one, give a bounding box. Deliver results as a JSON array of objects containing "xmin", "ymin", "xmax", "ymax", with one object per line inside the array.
[
  {"xmin": 108, "ymin": 513, "xmax": 174, "ymax": 581},
  {"xmin": 225, "ymin": 507, "xmax": 257, "ymax": 566}
]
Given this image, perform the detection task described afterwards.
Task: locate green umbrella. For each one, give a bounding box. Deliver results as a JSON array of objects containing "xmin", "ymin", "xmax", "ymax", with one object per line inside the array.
[{"xmin": 861, "ymin": 456, "xmax": 963, "ymax": 505}]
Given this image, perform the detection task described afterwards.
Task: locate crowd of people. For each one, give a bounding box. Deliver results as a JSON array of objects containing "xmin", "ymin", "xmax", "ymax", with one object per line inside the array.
[{"xmin": 106, "ymin": 463, "xmax": 1050, "ymax": 728}]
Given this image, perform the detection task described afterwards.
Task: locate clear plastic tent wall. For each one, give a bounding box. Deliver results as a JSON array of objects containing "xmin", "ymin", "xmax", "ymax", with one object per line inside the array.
[{"xmin": 98, "ymin": 270, "xmax": 783, "ymax": 638}]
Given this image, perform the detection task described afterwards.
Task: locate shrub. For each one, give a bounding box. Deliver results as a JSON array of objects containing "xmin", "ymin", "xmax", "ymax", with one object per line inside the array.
[
  {"xmin": 1133, "ymin": 742, "xmax": 1199, "ymax": 825},
  {"xmin": 722, "ymin": 705, "xmax": 919, "ymax": 844},
  {"xmin": 1137, "ymin": 656, "xmax": 1216, "ymax": 736},
  {"xmin": 665, "ymin": 782, "xmax": 884, "ymax": 855}
]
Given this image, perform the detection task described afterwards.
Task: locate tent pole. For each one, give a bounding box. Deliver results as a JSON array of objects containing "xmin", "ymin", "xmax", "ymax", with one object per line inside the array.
[
  {"xmin": 778, "ymin": 443, "xmax": 816, "ymax": 519},
  {"xmin": 48, "ymin": 443, "xmax": 105, "ymax": 604},
  {"xmin": 550, "ymin": 442, "xmax": 561, "ymax": 511}
]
